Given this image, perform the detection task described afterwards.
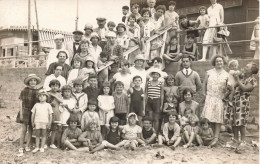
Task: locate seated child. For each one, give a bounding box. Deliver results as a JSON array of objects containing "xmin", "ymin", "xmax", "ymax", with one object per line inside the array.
[
  {"xmin": 31, "ymin": 90, "xmax": 53, "ymax": 153},
  {"xmin": 81, "ymin": 100, "xmax": 100, "ymax": 132},
  {"xmin": 158, "ymin": 112, "xmax": 182, "ymax": 150},
  {"xmin": 197, "ymin": 118, "xmax": 214, "ymax": 147},
  {"xmin": 163, "ymin": 36, "xmax": 182, "ymax": 63},
  {"xmin": 182, "ymin": 114, "xmax": 199, "ymax": 148},
  {"xmin": 162, "ymin": 93, "xmax": 178, "ymax": 124},
  {"xmin": 179, "ymin": 108, "xmax": 192, "ymax": 128},
  {"xmin": 182, "ymin": 34, "xmax": 199, "ymax": 61},
  {"xmin": 141, "ymin": 116, "xmax": 157, "ymax": 145},
  {"xmin": 121, "ymin": 113, "xmax": 144, "ymax": 150},
  {"xmin": 78, "ymin": 121, "xmax": 103, "ymax": 151},
  {"xmin": 61, "ymin": 114, "xmax": 83, "ymax": 151},
  {"xmin": 79, "ymin": 56, "xmax": 96, "ymax": 82}
]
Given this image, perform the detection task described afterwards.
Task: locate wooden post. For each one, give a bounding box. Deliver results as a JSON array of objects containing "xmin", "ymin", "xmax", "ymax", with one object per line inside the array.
[
  {"xmin": 28, "ymin": 0, "xmax": 32, "ymax": 56},
  {"xmin": 75, "ymin": 0, "xmax": 79, "ymax": 30},
  {"xmin": 34, "ymin": 0, "xmax": 41, "ymax": 51}
]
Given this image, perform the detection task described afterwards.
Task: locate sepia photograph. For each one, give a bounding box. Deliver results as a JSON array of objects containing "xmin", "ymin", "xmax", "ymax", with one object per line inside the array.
[{"xmin": 0, "ymin": 0, "xmax": 259, "ymax": 163}]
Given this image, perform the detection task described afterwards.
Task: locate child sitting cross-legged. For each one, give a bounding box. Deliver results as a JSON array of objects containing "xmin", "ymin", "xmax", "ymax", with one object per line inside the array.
[
  {"xmin": 158, "ymin": 112, "xmax": 182, "ymax": 150},
  {"xmin": 182, "ymin": 114, "xmax": 200, "ymax": 148},
  {"xmin": 81, "ymin": 100, "xmax": 100, "ymax": 132},
  {"xmin": 196, "ymin": 118, "xmax": 214, "ymax": 147},
  {"xmin": 121, "ymin": 113, "xmax": 145, "ymax": 150},
  {"xmin": 141, "ymin": 116, "xmax": 157, "ymax": 145}
]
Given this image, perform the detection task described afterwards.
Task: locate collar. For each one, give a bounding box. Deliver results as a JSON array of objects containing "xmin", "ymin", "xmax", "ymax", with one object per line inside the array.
[{"xmin": 182, "ymin": 68, "xmax": 192, "ymax": 75}]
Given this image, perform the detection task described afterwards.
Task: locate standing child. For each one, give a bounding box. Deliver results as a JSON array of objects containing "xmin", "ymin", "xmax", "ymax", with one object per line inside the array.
[
  {"xmin": 113, "ymin": 81, "xmax": 129, "ymax": 125},
  {"xmin": 17, "ymin": 74, "xmax": 41, "ymax": 154},
  {"xmin": 81, "ymin": 100, "xmax": 100, "ymax": 132},
  {"xmin": 129, "ymin": 76, "xmax": 145, "ymax": 124},
  {"xmin": 182, "ymin": 34, "xmax": 199, "ymax": 61},
  {"xmin": 196, "ymin": 6, "xmax": 209, "ymax": 42},
  {"xmin": 31, "ymin": 90, "xmax": 53, "ymax": 153},
  {"xmin": 158, "ymin": 112, "xmax": 182, "ymax": 150},
  {"xmin": 97, "ymin": 52, "xmax": 110, "ymax": 88},
  {"xmin": 162, "ymin": 93, "xmax": 178, "ymax": 124},
  {"xmin": 164, "ymin": 74, "xmax": 179, "ymax": 99},
  {"xmin": 136, "ymin": 17, "xmax": 149, "ymax": 54},
  {"xmin": 67, "ymin": 57, "xmax": 82, "ymax": 87},
  {"xmin": 145, "ymin": 68, "xmax": 164, "ymax": 133},
  {"xmin": 82, "ymin": 74, "xmax": 100, "ymax": 103},
  {"xmin": 141, "ymin": 116, "xmax": 157, "ymax": 145},
  {"xmin": 182, "ymin": 114, "xmax": 199, "ymax": 148},
  {"xmin": 197, "ymin": 118, "xmax": 214, "ymax": 147},
  {"xmin": 121, "ymin": 113, "xmax": 144, "ymax": 150}
]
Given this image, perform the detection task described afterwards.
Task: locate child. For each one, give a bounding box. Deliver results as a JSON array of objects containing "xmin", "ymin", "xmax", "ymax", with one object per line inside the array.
[
  {"xmin": 162, "ymin": 93, "xmax": 178, "ymax": 124},
  {"xmin": 47, "ymin": 79, "xmax": 63, "ymax": 149},
  {"xmin": 97, "ymin": 51, "xmax": 110, "ymax": 88},
  {"xmin": 128, "ymin": 76, "xmax": 145, "ymax": 123},
  {"xmin": 158, "ymin": 112, "xmax": 182, "ymax": 150},
  {"xmin": 182, "ymin": 34, "xmax": 199, "ymax": 61},
  {"xmin": 121, "ymin": 113, "xmax": 144, "ymax": 150},
  {"xmin": 82, "ymin": 74, "xmax": 100, "ymax": 103},
  {"xmin": 67, "ymin": 57, "xmax": 82, "ymax": 87},
  {"xmin": 182, "ymin": 114, "xmax": 199, "ymax": 148},
  {"xmin": 113, "ymin": 81, "xmax": 129, "ymax": 125},
  {"xmin": 122, "ymin": 6, "xmax": 130, "ymax": 23},
  {"xmin": 79, "ymin": 56, "xmax": 96, "ymax": 82},
  {"xmin": 164, "ymin": 1, "xmax": 179, "ymax": 28},
  {"xmin": 90, "ymin": 116, "xmax": 124, "ymax": 153},
  {"xmin": 146, "ymin": 57, "xmax": 168, "ymax": 82},
  {"xmin": 98, "ymin": 81, "xmax": 115, "ymax": 135},
  {"xmin": 129, "ymin": 4, "xmax": 141, "ymax": 21},
  {"xmin": 145, "ymin": 68, "xmax": 164, "ymax": 133},
  {"xmin": 196, "ymin": 6, "xmax": 209, "ymax": 42},
  {"xmin": 141, "ymin": 116, "xmax": 157, "ymax": 145},
  {"xmin": 164, "ymin": 74, "xmax": 179, "ymax": 99},
  {"xmin": 179, "ymin": 108, "xmax": 192, "ymax": 128},
  {"xmin": 61, "ymin": 114, "xmax": 83, "ymax": 151},
  {"xmin": 116, "ymin": 23, "xmax": 129, "ymax": 51},
  {"xmin": 81, "ymin": 100, "xmax": 100, "ymax": 132},
  {"xmin": 197, "ymin": 118, "xmax": 214, "ymax": 147},
  {"xmin": 223, "ymin": 60, "xmax": 241, "ymax": 106},
  {"xmin": 163, "ymin": 36, "xmax": 182, "ymax": 63},
  {"xmin": 31, "ymin": 90, "xmax": 53, "ymax": 153},
  {"xmin": 17, "ymin": 74, "xmax": 41, "ymax": 154},
  {"xmin": 78, "ymin": 121, "xmax": 103, "ymax": 151},
  {"xmin": 110, "ymin": 60, "xmax": 132, "ymax": 92},
  {"xmin": 72, "ymin": 79, "xmax": 88, "ymax": 122},
  {"xmin": 136, "ymin": 17, "xmax": 148, "ymax": 54},
  {"xmin": 179, "ymin": 15, "xmax": 199, "ymax": 39},
  {"xmin": 107, "ymin": 21, "xmax": 116, "ymax": 34}
]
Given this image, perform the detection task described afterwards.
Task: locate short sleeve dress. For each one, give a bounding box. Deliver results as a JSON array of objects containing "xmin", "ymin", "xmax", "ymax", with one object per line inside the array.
[
  {"xmin": 98, "ymin": 95, "xmax": 115, "ymax": 125},
  {"xmin": 201, "ymin": 68, "xmax": 228, "ymax": 124}
]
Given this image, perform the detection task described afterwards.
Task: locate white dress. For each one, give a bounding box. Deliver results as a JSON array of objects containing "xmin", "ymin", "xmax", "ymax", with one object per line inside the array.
[
  {"xmin": 201, "ymin": 68, "xmax": 228, "ymax": 123},
  {"xmin": 203, "ymin": 3, "xmax": 223, "ymax": 44},
  {"xmin": 59, "ymin": 98, "xmax": 77, "ymax": 126},
  {"xmin": 98, "ymin": 95, "xmax": 115, "ymax": 125}
]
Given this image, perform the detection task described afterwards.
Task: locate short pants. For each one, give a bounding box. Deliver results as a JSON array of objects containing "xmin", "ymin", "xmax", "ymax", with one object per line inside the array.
[{"xmin": 35, "ymin": 122, "xmax": 48, "ymax": 129}]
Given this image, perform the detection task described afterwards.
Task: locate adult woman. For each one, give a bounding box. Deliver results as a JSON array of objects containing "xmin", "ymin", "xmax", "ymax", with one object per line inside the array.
[
  {"xmin": 88, "ymin": 32, "xmax": 102, "ymax": 65},
  {"xmin": 201, "ymin": 55, "xmax": 228, "ymax": 147},
  {"xmin": 179, "ymin": 88, "xmax": 200, "ymax": 117},
  {"xmin": 225, "ymin": 62, "xmax": 258, "ymax": 144},
  {"xmin": 116, "ymin": 23, "xmax": 129, "ymax": 51},
  {"xmin": 200, "ymin": 0, "xmax": 224, "ymax": 61}
]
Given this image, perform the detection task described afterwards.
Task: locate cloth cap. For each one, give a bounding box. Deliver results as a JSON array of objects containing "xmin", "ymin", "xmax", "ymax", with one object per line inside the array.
[
  {"xmin": 73, "ymin": 30, "xmax": 83, "ymax": 35},
  {"xmin": 96, "ymin": 17, "xmax": 106, "ymax": 21}
]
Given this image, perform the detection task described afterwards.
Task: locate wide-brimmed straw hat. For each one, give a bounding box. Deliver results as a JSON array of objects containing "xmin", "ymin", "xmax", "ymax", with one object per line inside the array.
[
  {"xmin": 24, "ymin": 74, "xmax": 41, "ymax": 86},
  {"xmin": 148, "ymin": 68, "xmax": 163, "ymax": 77}
]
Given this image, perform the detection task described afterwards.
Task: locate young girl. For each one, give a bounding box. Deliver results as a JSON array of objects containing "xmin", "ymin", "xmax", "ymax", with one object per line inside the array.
[
  {"xmin": 196, "ymin": 6, "xmax": 209, "ymax": 42},
  {"xmin": 17, "ymin": 74, "xmax": 41, "ymax": 154},
  {"xmin": 107, "ymin": 21, "xmax": 116, "ymax": 34},
  {"xmin": 81, "ymin": 100, "xmax": 100, "ymax": 132},
  {"xmin": 182, "ymin": 34, "xmax": 198, "ymax": 61},
  {"xmin": 73, "ymin": 39, "xmax": 91, "ymax": 68},
  {"xmin": 98, "ymin": 81, "xmax": 115, "ymax": 135},
  {"xmin": 116, "ymin": 23, "xmax": 129, "ymax": 51},
  {"xmin": 31, "ymin": 90, "xmax": 53, "ymax": 153},
  {"xmin": 197, "ymin": 118, "xmax": 214, "ymax": 147},
  {"xmin": 113, "ymin": 81, "xmax": 129, "ymax": 125},
  {"xmin": 141, "ymin": 116, "xmax": 157, "ymax": 145},
  {"xmin": 79, "ymin": 56, "xmax": 96, "ymax": 83},
  {"xmin": 164, "ymin": 74, "xmax": 179, "ymax": 99},
  {"xmin": 97, "ymin": 51, "xmax": 110, "ymax": 88},
  {"xmin": 179, "ymin": 108, "xmax": 192, "ymax": 128},
  {"xmin": 162, "ymin": 93, "xmax": 178, "ymax": 124},
  {"xmin": 67, "ymin": 57, "xmax": 82, "ymax": 87},
  {"xmin": 145, "ymin": 68, "xmax": 164, "ymax": 133},
  {"xmin": 158, "ymin": 112, "xmax": 182, "ymax": 150},
  {"xmin": 163, "ymin": 36, "xmax": 182, "ymax": 63},
  {"xmin": 182, "ymin": 114, "xmax": 199, "ymax": 148},
  {"xmin": 121, "ymin": 113, "xmax": 144, "ymax": 150}
]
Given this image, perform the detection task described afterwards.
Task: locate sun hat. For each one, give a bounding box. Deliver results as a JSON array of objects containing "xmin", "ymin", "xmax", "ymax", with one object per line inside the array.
[
  {"xmin": 134, "ymin": 54, "xmax": 145, "ymax": 62},
  {"xmin": 54, "ymin": 34, "xmax": 64, "ymax": 40},
  {"xmin": 84, "ymin": 23, "xmax": 94, "ymax": 31},
  {"xmin": 105, "ymin": 31, "xmax": 116, "ymax": 38},
  {"xmin": 37, "ymin": 89, "xmax": 49, "ymax": 98},
  {"xmin": 24, "ymin": 74, "xmax": 41, "ymax": 86},
  {"xmin": 116, "ymin": 23, "xmax": 126, "ymax": 31},
  {"xmin": 128, "ymin": 112, "xmax": 139, "ymax": 121},
  {"xmin": 72, "ymin": 30, "xmax": 83, "ymax": 35},
  {"xmin": 90, "ymin": 32, "xmax": 100, "ymax": 41},
  {"xmin": 85, "ymin": 55, "xmax": 95, "ymax": 64},
  {"xmin": 148, "ymin": 68, "xmax": 163, "ymax": 77}
]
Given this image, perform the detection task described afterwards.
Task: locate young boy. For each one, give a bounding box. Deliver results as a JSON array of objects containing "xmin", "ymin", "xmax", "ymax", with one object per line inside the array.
[
  {"xmin": 81, "ymin": 100, "xmax": 100, "ymax": 132},
  {"xmin": 31, "ymin": 90, "xmax": 53, "ymax": 153},
  {"xmin": 197, "ymin": 118, "xmax": 214, "ymax": 147},
  {"xmin": 78, "ymin": 121, "xmax": 103, "ymax": 151},
  {"xmin": 137, "ymin": 17, "xmax": 148, "ymax": 53},
  {"xmin": 82, "ymin": 74, "xmax": 100, "ymax": 103},
  {"xmin": 121, "ymin": 113, "xmax": 144, "ymax": 150},
  {"xmin": 158, "ymin": 112, "xmax": 182, "ymax": 150},
  {"xmin": 128, "ymin": 76, "xmax": 145, "ymax": 125},
  {"xmin": 97, "ymin": 51, "xmax": 110, "ymax": 88},
  {"xmin": 72, "ymin": 79, "xmax": 88, "ymax": 123},
  {"xmin": 122, "ymin": 6, "xmax": 130, "ymax": 23},
  {"xmin": 113, "ymin": 81, "xmax": 129, "ymax": 125},
  {"xmin": 107, "ymin": 21, "xmax": 116, "ymax": 34},
  {"xmin": 141, "ymin": 116, "xmax": 156, "ymax": 145}
]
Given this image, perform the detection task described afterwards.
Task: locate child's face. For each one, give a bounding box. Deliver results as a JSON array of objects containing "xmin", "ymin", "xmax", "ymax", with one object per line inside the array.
[
  {"xmin": 182, "ymin": 58, "xmax": 191, "ymax": 69},
  {"xmin": 200, "ymin": 9, "xmax": 206, "ymax": 15},
  {"xmin": 89, "ymin": 123, "xmax": 96, "ymax": 131},
  {"xmin": 166, "ymin": 78, "xmax": 174, "ymax": 86},
  {"xmin": 135, "ymin": 59, "xmax": 144, "ymax": 68},
  {"xmin": 74, "ymin": 60, "xmax": 81, "ymax": 69},
  {"xmin": 117, "ymin": 26, "xmax": 125, "ymax": 33},
  {"xmin": 152, "ymin": 72, "xmax": 160, "ymax": 80},
  {"xmin": 91, "ymin": 37, "xmax": 99, "ymax": 45},
  {"xmin": 166, "ymin": 96, "xmax": 173, "ymax": 103},
  {"xmin": 133, "ymin": 78, "xmax": 142, "ymax": 87},
  {"xmin": 100, "ymin": 57, "xmax": 108, "ymax": 62},
  {"xmin": 121, "ymin": 64, "xmax": 128, "ymax": 73},
  {"xmin": 50, "ymin": 84, "xmax": 60, "ymax": 92},
  {"xmin": 143, "ymin": 120, "xmax": 152, "ymax": 129},
  {"xmin": 88, "ymin": 104, "xmax": 96, "ymax": 112},
  {"xmin": 54, "ymin": 66, "xmax": 62, "ymax": 76},
  {"xmin": 190, "ymin": 117, "xmax": 196, "ymax": 126},
  {"xmin": 180, "ymin": 18, "xmax": 188, "ymax": 25},
  {"xmin": 187, "ymin": 37, "xmax": 195, "ymax": 44},
  {"xmin": 169, "ymin": 5, "xmax": 175, "ymax": 11},
  {"xmin": 110, "ymin": 121, "xmax": 119, "ymax": 129},
  {"xmin": 143, "ymin": 12, "xmax": 150, "ymax": 20},
  {"xmin": 168, "ymin": 115, "xmax": 176, "ymax": 123},
  {"xmin": 128, "ymin": 116, "xmax": 137, "ymax": 125},
  {"xmin": 29, "ymin": 78, "xmax": 37, "ymax": 87},
  {"xmin": 153, "ymin": 60, "xmax": 161, "ymax": 68},
  {"xmin": 170, "ymin": 38, "xmax": 177, "ymax": 45},
  {"xmin": 122, "ymin": 9, "xmax": 128, "ymax": 15},
  {"xmin": 184, "ymin": 110, "xmax": 191, "ymax": 118},
  {"xmin": 74, "ymin": 84, "xmax": 83, "ymax": 93},
  {"xmin": 39, "ymin": 94, "xmax": 47, "ymax": 102},
  {"xmin": 229, "ymin": 63, "xmax": 238, "ymax": 71},
  {"xmin": 184, "ymin": 91, "xmax": 192, "ymax": 102},
  {"xmin": 69, "ymin": 121, "xmax": 77, "ymax": 129},
  {"xmin": 156, "ymin": 9, "xmax": 164, "ymax": 17},
  {"xmin": 80, "ymin": 43, "xmax": 89, "ymax": 52},
  {"xmin": 108, "ymin": 25, "xmax": 115, "ymax": 31},
  {"xmin": 132, "ymin": 7, "xmax": 139, "ymax": 14},
  {"xmin": 86, "ymin": 61, "xmax": 94, "ymax": 68},
  {"xmin": 89, "ymin": 78, "xmax": 97, "ymax": 87},
  {"xmin": 63, "ymin": 90, "xmax": 71, "ymax": 98},
  {"xmin": 129, "ymin": 17, "xmax": 136, "ymax": 24},
  {"xmin": 115, "ymin": 85, "xmax": 124, "ymax": 93},
  {"xmin": 201, "ymin": 123, "xmax": 209, "ymax": 130},
  {"xmin": 103, "ymin": 86, "xmax": 110, "ymax": 95},
  {"xmin": 138, "ymin": 20, "xmax": 144, "ymax": 27},
  {"xmin": 172, "ymin": 96, "xmax": 178, "ymax": 105}
]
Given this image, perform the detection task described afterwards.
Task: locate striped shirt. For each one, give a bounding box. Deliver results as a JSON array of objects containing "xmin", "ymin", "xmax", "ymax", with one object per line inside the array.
[
  {"xmin": 113, "ymin": 92, "xmax": 128, "ymax": 114},
  {"xmin": 147, "ymin": 81, "xmax": 163, "ymax": 99}
]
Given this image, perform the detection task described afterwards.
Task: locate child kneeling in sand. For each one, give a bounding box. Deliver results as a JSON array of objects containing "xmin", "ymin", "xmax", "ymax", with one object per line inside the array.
[
  {"xmin": 158, "ymin": 112, "xmax": 182, "ymax": 150},
  {"xmin": 197, "ymin": 118, "xmax": 214, "ymax": 147},
  {"xmin": 121, "ymin": 113, "xmax": 145, "ymax": 150},
  {"xmin": 78, "ymin": 121, "xmax": 103, "ymax": 151}
]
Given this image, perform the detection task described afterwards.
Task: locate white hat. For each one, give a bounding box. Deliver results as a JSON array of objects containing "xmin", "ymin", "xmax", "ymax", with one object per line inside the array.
[
  {"xmin": 90, "ymin": 32, "xmax": 100, "ymax": 40},
  {"xmin": 149, "ymin": 68, "xmax": 163, "ymax": 77},
  {"xmin": 84, "ymin": 23, "xmax": 94, "ymax": 31},
  {"xmin": 54, "ymin": 34, "xmax": 64, "ymax": 40},
  {"xmin": 127, "ymin": 112, "xmax": 139, "ymax": 121}
]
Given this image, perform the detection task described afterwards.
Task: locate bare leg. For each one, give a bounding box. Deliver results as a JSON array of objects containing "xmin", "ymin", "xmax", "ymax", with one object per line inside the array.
[
  {"xmin": 130, "ymin": 141, "xmax": 136, "ymax": 150},
  {"xmin": 240, "ymin": 126, "xmax": 246, "ymax": 142},
  {"xmin": 158, "ymin": 135, "xmax": 163, "ymax": 145},
  {"xmin": 196, "ymin": 135, "xmax": 203, "ymax": 146},
  {"xmin": 172, "ymin": 137, "xmax": 182, "ymax": 148},
  {"xmin": 183, "ymin": 131, "xmax": 190, "ymax": 143},
  {"xmin": 35, "ymin": 130, "xmax": 40, "ymax": 148},
  {"xmin": 25, "ymin": 125, "xmax": 32, "ymax": 148},
  {"xmin": 64, "ymin": 140, "xmax": 78, "ymax": 150},
  {"xmin": 200, "ymin": 46, "xmax": 208, "ymax": 61},
  {"xmin": 41, "ymin": 129, "xmax": 47, "ymax": 149},
  {"xmin": 154, "ymin": 119, "xmax": 159, "ymax": 134},
  {"xmin": 56, "ymin": 126, "xmax": 62, "ymax": 147},
  {"xmin": 232, "ymin": 126, "xmax": 239, "ymax": 141},
  {"xmin": 19, "ymin": 124, "xmax": 27, "ymax": 148},
  {"xmin": 50, "ymin": 130, "xmax": 57, "ymax": 145},
  {"xmin": 90, "ymin": 144, "xmax": 105, "ymax": 153}
]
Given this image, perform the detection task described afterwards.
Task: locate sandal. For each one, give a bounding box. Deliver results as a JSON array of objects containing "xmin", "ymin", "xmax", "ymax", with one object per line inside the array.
[
  {"xmin": 18, "ymin": 148, "xmax": 24, "ymax": 153},
  {"xmin": 25, "ymin": 147, "xmax": 31, "ymax": 152}
]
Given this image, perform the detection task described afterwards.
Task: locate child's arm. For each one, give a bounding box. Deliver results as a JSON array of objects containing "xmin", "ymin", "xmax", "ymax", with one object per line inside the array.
[
  {"xmin": 147, "ymin": 129, "xmax": 157, "ymax": 144},
  {"xmin": 19, "ymin": 100, "xmax": 23, "ymax": 121},
  {"xmin": 81, "ymin": 114, "xmax": 86, "ymax": 131},
  {"xmin": 162, "ymin": 103, "xmax": 169, "ymax": 113},
  {"xmin": 78, "ymin": 132, "xmax": 89, "ymax": 142},
  {"xmin": 160, "ymin": 84, "xmax": 164, "ymax": 112},
  {"xmin": 162, "ymin": 124, "xmax": 169, "ymax": 142},
  {"xmin": 136, "ymin": 133, "xmax": 145, "ymax": 144},
  {"xmin": 170, "ymin": 125, "xmax": 181, "ymax": 141},
  {"xmin": 202, "ymin": 72, "xmax": 209, "ymax": 97},
  {"xmin": 31, "ymin": 105, "xmax": 36, "ymax": 128},
  {"xmin": 48, "ymin": 113, "xmax": 52, "ymax": 129}
]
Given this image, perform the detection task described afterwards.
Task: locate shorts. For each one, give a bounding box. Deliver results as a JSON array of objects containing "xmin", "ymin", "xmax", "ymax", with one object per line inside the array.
[
  {"xmin": 35, "ymin": 123, "xmax": 48, "ymax": 129},
  {"xmin": 146, "ymin": 98, "xmax": 161, "ymax": 120},
  {"xmin": 51, "ymin": 123, "xmax": 61, "ymax": 131}
]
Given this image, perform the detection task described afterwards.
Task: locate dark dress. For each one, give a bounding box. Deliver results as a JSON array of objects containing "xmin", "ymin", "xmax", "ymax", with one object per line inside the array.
[{"xmin": 105, "ymin": 128, "xmax": 121, "ymax": 145}]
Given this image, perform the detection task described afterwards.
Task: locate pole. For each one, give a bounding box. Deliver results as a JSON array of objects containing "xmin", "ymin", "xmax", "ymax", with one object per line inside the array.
[
  {"xmin": 75, "ymin": 0, "xmax": 79, "ymax": 30},
  {"xmin": 34, "ymin": 0, "xmax": 41, "ymax": 51},
  {"xmin": 28, "ymin": 0, "xmax": 32, "ymax": 56}
]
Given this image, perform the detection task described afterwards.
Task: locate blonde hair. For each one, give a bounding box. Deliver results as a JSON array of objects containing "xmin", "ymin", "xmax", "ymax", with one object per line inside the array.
[{"xmin": 228, "ymin": 59, "xmax": 239, "ymax": 69}]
